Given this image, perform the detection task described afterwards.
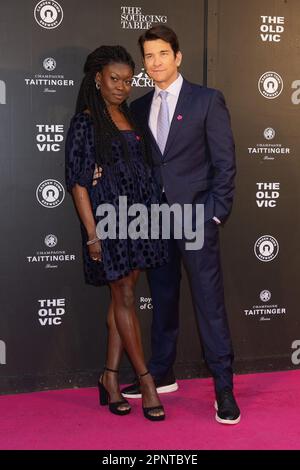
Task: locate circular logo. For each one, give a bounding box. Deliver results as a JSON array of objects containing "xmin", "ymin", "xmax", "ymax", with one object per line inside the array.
[
  {"xmin": 44, "ymin": 234, "xmax": 58, "ymax": 248},
  {"xmin": 34, "ymin": 1, "xmax": 63, "ymax": 29},
  {"xmin": 36, "ymin": 179, "xmax": 65, "ymax": 208},
  {"xmin": 254, "ymin": 235, "xmax": 279, "ymax": 262},
  {"xmin": 260, "ymin": 290, "xmax": 271, "ymax": 302},
  {"xmin": 258, "ymin": 72, "xmax": 283, "ymax": 99},
  {"xmin": 43, "ymin": 57, "xmax": 56, "ymax": 71},
  {"xmin": 264, "ymin": 127, "xmax": 275, "ymax": 140}
]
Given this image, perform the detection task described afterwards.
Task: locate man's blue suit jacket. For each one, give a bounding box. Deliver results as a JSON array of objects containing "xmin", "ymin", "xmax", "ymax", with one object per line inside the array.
[{"xmin": 130, "ymin": 78, "xmax": 236, "ymax": 223}]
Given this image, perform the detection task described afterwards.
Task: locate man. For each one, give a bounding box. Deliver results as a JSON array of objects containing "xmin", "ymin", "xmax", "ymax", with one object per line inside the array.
[{"xmin": 121, "ymin": 25, "xmax": 240, "ymax": 424}]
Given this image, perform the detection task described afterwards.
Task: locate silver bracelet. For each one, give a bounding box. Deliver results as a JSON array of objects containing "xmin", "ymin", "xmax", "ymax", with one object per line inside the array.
[{"xmin": 86, "ymin": 237, "xmax": 99, "ymax": 246}]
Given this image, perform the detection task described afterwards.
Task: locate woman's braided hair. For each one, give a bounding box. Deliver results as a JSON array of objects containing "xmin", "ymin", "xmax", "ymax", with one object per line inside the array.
[{"xmin": 76, "ymin": 45, "xmax": 152, "ymax": 166}]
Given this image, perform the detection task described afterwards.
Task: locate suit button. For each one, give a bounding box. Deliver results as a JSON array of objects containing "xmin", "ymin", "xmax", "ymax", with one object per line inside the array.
[{"xmin": 163, "ymin": 162, "xmax": 167, "ymax": 166}]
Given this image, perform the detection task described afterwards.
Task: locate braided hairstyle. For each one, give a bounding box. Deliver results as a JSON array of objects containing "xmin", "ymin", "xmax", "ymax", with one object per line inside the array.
[{"xmin": 76, "ymin": 45, "xmax": 152, "ymax": 166}]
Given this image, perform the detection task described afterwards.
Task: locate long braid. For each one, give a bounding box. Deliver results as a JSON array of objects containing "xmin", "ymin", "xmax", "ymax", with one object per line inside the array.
[{"xmin": 75, "ymin": 45, "xmax": 152, "ymax": 166}]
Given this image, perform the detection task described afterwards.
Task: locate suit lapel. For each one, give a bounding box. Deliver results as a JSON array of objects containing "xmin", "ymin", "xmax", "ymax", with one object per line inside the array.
[
  {"xmin": 163, "ymin": 79, "xmax": 193, "ymax": 159},
  {"xmin": 135, "ymin": 79, "xmax": 193, "ymax": 160}
]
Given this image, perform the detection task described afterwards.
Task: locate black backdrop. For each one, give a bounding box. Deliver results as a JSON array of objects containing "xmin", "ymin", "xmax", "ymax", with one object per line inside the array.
[{"xmin": 0, "ymin": 0, "xmax": 299, "ymax": 394}]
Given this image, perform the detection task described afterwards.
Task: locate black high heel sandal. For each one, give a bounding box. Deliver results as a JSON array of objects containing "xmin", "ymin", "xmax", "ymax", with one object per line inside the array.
[
  {"xmin": 98, "ymin": 366, "xmax": 131, "ymax": 416},
  {"xmin": 139, "ymin": 370, "xmax": 165, "ymax": 421}
]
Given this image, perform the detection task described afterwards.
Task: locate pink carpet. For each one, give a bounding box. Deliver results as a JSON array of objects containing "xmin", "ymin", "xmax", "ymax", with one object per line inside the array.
[{"xmin": 0, "ymin": 369, "xmax": 299, "ymax": 450}]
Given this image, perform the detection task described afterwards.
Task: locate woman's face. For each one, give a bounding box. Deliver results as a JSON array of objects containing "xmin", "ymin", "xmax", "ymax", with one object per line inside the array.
[{"xmin": 96, "ymin": 63, "xmax": 133, "ymax": 106}]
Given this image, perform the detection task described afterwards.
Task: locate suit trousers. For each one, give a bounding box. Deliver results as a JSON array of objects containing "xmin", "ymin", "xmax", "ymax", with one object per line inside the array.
[{"xmin": 147, "ymin": 195, "xmax": 234, "ymax": 392}]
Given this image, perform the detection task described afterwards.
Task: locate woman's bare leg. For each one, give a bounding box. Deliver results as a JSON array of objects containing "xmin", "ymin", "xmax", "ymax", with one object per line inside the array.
[
  {"xmin": 109, "ymin": 270, "xmax": 164, "ymax": 417},
  {"xmin": 101, "ymin": 298, "xmax": 130, "ymax": 411}
]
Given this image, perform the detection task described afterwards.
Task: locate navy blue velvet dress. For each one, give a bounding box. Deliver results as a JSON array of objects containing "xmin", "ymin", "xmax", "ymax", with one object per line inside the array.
[{"xmin": 65, "ymin": 112, "xmax": 168, "ymax": 286}]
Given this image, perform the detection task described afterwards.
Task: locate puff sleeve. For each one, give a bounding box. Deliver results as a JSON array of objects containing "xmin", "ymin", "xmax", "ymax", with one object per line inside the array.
[{"xmin": 65, "ymin": 113, "xmax": 95, "ymax": 192}]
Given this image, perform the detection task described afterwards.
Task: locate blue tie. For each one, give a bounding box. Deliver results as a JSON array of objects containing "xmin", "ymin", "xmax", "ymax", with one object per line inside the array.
[{"xmin": 157, "ymin": 90, "xmax": 170, "ymax": 154}]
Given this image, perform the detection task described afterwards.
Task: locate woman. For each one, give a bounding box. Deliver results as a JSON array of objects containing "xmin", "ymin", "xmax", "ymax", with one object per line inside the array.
[{"xmin": 65, "ymin": 45, "xmax": 167, "ymax": 421}]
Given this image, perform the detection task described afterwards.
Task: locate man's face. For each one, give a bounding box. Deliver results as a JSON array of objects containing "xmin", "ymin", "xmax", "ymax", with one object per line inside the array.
[{"xmin": 143, "ymin": 39, "xmax": 182, "ymax": 89}]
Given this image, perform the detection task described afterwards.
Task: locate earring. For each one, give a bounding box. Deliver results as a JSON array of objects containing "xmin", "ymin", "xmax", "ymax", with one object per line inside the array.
[{"xmin": 95, "ymin": 81, "xmax": 100, "ymax": 90}]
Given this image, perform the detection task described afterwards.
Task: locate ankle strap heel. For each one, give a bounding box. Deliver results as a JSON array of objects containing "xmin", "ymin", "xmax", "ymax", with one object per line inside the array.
[
  {"xmin": 138, "ymin": 370, "xmax": 150, "ymax": 380},
  {"xmin": 104, "ymin": 366, "xmax": 119, "ymax": 373},
  {"xmin": 98, "ymin": 366, "xmax": 131, "ymax": 416},
  {"xmin": 137, "ymin": 371, "xmax": 165, "ymax": 421}
]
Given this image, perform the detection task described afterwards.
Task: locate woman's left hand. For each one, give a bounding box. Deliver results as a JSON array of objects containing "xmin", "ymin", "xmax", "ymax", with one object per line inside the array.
[
  {"xmin": 92, "ymin": 164, "xmax": 102, "ymax": 186},
  {"xmin": 88, "ymin": 239, "xmax": 102, "ymax": 262}
]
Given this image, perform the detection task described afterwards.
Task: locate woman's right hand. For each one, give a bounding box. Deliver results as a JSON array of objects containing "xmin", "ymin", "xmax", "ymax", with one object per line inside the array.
[{"xmin": 88, "ymin": 239, "xmax": 102, "ymax": 262}]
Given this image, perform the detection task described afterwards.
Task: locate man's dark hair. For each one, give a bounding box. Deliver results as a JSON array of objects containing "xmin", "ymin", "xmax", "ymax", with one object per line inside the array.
[{"xmin": 138, "ymin": 25, "xmax": 180, "ymax": 57}]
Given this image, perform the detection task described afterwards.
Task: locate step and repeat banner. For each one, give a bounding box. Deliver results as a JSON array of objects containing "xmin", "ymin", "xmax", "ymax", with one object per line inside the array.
[
  {"xmin": 0, "ymin": 0, "xmax": 205, "ymax": 393},
  {"xmin": 0, "ymin": 0, "xmax": 299, "ymax": 393},
  {"xmin": 207, "ymin": 0, "xmax": 300, "ymax": 373}
]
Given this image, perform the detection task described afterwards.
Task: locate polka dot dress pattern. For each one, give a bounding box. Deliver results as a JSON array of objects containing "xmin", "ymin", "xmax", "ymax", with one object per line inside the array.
[{"xmin": 65, "ymin": 112, "xmax": 168, "ymax": 286}]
